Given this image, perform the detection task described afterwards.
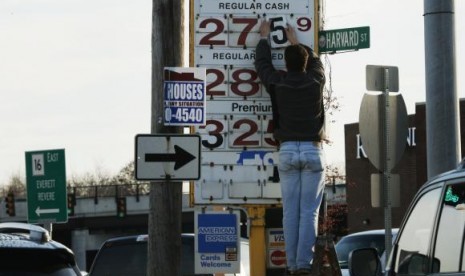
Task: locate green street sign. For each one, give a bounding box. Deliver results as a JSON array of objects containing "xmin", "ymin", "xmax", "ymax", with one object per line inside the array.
[
  {"xmin": 318, "ymin": 26, "xmax": 370, "ymax": 53},
  {"xmin": 25, "ymin": 149, "xmax": 67, "ymax": 223}
]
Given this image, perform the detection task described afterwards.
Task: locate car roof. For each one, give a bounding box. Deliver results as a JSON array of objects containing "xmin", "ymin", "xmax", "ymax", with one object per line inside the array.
[
  {"xmin": 342, "ymin": 228, "xmax": 399, "ymax": 238},
  {"xmin": 0, "ymin": 222, "xmax": 71, "ymax": 250},
  {"xmin": 101, "ymin": 233, "xmax": 195, "ymax": 244},
  {"xmin": 99, "ymin": 233, "xmax": 249, "ymax": 247},
  {"xmin": 423, "ymin": 160, "xmax": 465, "ymax": 188},
  {"xmin": 0, "ymin": 222, "xmax": 76, "ymax": 266}
]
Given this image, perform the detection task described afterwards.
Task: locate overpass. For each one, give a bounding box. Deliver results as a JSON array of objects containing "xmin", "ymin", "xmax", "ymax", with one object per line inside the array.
[
  {"xmin": 0, "ymin": 183, "xmax": 346, "ymax": 272},
  {"xmin": 0, "ymin": 184, "xmax": 198, "ymax": 271}
]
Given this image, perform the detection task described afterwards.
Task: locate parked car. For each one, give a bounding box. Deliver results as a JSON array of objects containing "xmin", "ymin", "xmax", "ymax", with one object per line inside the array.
[
  {"xmin": 88, "ymin": 233, "xmax": 249, "ymax": 276},
  {"xmin": 349, "ymin": 161, "xmax": 465, "ymax": 275},
  {"xmin": 0, "ymin": 222, "xmax": 83, "ymax": 275},
  {"xmin": 335, "ymin": 228, "xmax": 398, "ymax": 276}
]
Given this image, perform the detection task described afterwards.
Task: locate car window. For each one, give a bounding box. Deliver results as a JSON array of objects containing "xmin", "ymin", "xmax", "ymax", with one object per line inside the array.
[
  {"xmin": 434, "ymin": 182, "xmax": 465, "ymax": 272},
  {"xmin": 394, "ymin": 187, "xmax": 441, "ymax": 274},
  {"xmin": 89, "ymin": 238, "xmax": 212, "ymax": 276},
  {"xmin": 90, "ymin": 242, "xmax": 147, "ymax": 276}
]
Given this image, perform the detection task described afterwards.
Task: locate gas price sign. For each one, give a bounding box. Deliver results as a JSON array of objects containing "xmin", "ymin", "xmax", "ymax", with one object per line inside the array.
[{"xmin": 193, "ymin": 0, "xmax": 316, "ymax": 205}]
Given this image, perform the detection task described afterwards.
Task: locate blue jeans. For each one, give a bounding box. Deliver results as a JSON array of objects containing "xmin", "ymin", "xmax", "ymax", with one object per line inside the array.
[{"xmin": 278, "ymin": 141, "xmax": 325, "ymax": 271}]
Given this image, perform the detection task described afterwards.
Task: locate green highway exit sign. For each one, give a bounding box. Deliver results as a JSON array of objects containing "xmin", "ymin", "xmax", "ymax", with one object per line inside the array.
[
  {"xmin": 318, "ymin": 26, "xmax": 370, "ymax": 53},
  {"xmin": 25, "ymin": 149, "xmax": 67, "ymax": 223}
]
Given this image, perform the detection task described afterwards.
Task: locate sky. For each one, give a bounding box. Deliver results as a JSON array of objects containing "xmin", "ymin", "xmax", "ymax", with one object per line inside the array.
[{"xmin": 0, "ymin": 0, "xmax": 464, "ymax": 185}]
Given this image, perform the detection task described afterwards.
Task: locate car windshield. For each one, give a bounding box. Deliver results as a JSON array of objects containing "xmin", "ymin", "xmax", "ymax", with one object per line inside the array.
[
  {"xmin": 90, "ymin": 242, "xmax": 147, "ymax": 276},
  {"xmin": 0, "ymin": 248, "xmax": 78, "ymax": 275},
  {"xmin": 335, "ymin": 234, "xmax": 385, "ymax": 268}
]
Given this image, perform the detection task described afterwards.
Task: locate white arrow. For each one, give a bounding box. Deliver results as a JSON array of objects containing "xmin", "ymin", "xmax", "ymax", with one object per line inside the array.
[{"xmin": 35, "ymin": 206, "xmax": 60, "ymax": 216}]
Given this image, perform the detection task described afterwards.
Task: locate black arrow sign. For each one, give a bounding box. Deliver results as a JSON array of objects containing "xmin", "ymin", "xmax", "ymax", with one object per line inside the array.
[{"xmin": 145, "ymin": 145, "xmax": 196, "ymax": 170}]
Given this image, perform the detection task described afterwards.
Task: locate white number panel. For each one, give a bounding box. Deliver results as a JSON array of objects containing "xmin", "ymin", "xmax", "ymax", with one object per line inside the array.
[
  {"xmin": 200, "ymin": 151, "xmax": 278, "ymax": 167},
  {"xmin": 195, "ymin": 15, "xmax": 314, "ymax": 49},
  {"xmin": 195, "ymin": 116, "xmax": 276, "ymax": 150},
  {"xmin": 268, "ymin": 15, "xmax": 315, "ymax": 49},
  {"xmin": 268, "ymin": 16, "xmax": 289, "ymax": 48},
  {"xmin": 206, "ymin": 67, "xmax": 228, "ymax": 98},
  {"xmin": 261, "ymin": 118, "xmax": 279, "ymax": 148},
  {"xmin": 200, "ymin": 180, "xmax": 225, "ymax": 200},
  {"xmin": 197, "ymin": 115, "xmax": 228, "ymax": 150},
  {"xmin": 228, "ymin": 16, "xmax": 260, "ymax": 32},
  {"xmin": 228, "ymin": 67, "xmax": 262, "ymax": 98},
  {"xmin": 195, "ymin": 165, "xmax": 282, "ymax": 204},
  {"xmin": 195, "ymin": 17, "xmax": 228, "ymax": 47},
  {"xmin": 227, "ymin": 16, "xmax": 260, "ymax": 47},
  {"xmin": 228, "ymin": 115, "xmax": 262, "ymax": 148},
  {"xmin": 205, "ymin": 66, "xmax": 262, "ymax": 99}
]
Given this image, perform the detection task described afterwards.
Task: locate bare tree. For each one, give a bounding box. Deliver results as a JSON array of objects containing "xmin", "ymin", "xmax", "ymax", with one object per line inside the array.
[{"xmin": 1, "ymin": 174, "xmax": 26, "ymax": 198}]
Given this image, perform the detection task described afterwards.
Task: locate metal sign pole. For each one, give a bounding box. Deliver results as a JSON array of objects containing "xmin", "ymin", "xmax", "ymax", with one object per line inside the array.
[
  {"xmin": 44, "ymin": 222, "xmax": 53, "ymax": 239},
  {"xmin": 383, "ymin": 68, "xmax": 393, "ymax": 267}
]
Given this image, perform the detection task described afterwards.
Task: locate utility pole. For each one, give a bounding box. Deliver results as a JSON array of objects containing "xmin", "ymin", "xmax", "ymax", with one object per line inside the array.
[
  {"xmin": 424, "ymin": 0, "xmax": 460, "ymax": 178},
  {"xmin": 148, "ymin": 1, "xmax": 185, "ymax": 275}
]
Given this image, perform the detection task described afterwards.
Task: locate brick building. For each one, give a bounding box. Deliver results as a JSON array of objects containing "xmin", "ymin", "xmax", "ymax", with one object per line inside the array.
[{"xmin": 344, "ymin": 100, "xmax": 465, "ymax": 233}]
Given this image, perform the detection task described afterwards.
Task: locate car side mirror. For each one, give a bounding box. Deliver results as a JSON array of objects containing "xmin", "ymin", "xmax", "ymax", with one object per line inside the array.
[{"xmin": 348, "ymin": 248, "xmax": 382, "ymax": 276}]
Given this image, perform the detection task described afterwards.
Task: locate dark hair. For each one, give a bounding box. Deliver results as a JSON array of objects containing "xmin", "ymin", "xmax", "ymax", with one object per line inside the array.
[{"xmin": 284, "ymin": 44, "xmax": 309, "ymax": 72}]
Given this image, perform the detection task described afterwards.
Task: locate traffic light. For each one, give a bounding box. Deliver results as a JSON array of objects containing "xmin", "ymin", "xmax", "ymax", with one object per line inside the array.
[
  {"xmin": 116, "ymin": 197, "xmax": 126, "ymax": 218},
  {"xmin": 5, "ymin": 193, "xmax": 15, "ymax": 216},
  {"xmin": 67, "ymin": 193, "xmax": 76, "ymax": 216}
]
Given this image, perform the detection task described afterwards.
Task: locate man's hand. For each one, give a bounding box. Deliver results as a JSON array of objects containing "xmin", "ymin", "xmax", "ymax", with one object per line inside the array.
[
  {"xmin": 259, "ymin": 20, "xmax": 271, "ymax": 38},
  {"xmin": 285, "ymin": 24, "xmax": 299, "ymax": 45}
]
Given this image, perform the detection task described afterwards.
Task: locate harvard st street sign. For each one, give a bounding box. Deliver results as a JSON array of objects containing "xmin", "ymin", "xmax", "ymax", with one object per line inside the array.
[{"xmin": 318, "ymin": 26, "xmax": 370, "ymax": 53}]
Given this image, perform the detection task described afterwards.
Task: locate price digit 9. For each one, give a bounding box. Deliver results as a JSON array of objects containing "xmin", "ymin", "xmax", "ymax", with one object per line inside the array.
[{"xmin": 296, "ymin": 17, "xmax": 312, "ymax": 32}]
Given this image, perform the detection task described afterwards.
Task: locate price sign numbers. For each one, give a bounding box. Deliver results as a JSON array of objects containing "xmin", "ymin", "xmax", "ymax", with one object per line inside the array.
[
  {"xmin": 287, "ymin": 16, "xmax": 313, "ymax": 47},
  {"xmin": 229, "ymin": 116, "xmax": 262, "ymax": 147},
  {"xmin": 228, "ymin": 16, "xmax": 260, "ymax": 47},
  {"xmin": 195, "ymin": 116, "xmax": 278, "ymax": 150},
  {"xmin": 206, "ymin": 66, "xmax": 263, "ymax": 99},
  {"xmin": 195, "ymin": 16, "xmax": 228, "ymax": 46},
  {"xmin": 268, "ymin": 15, "xmax": 313, "ymax": 48},
  {"xmin": 262, "ymin": 119, "xmax": 279, "ymax": 148},
  {"xmin": 196, "ymin": 16, "xmax": 261, "ymax": 48},
  {"xmin": 197, "ymin": 116, "xmax": 228, "ymax": 149},
  {"xmin": 195, "ymin": 15, "xmax": 313, "ymax": 49},
  {"xmin": 269, "ymin": 16, "xmax": 289, "ymax": 48},
  {"xmin": 206, "ymin": 67, "xmax": 228, "ymax": 97},
  {"xmin": 228, "ymin": 67, "xmax": 261, "ymax": 97}
]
